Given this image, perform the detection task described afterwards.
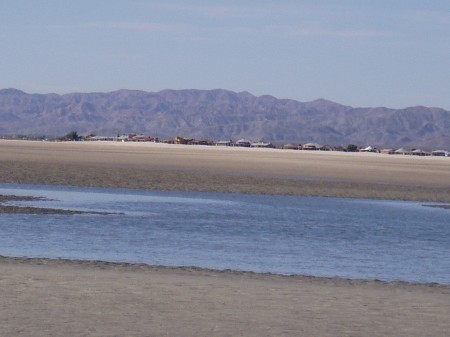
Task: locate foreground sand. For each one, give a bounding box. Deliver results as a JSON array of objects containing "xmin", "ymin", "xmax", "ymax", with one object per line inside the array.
[
  {"xmin": 1, "ymin": 140, "xmax": 450, "ymax": 201},
  {"xmin": 1, "ymin": 140, "xmax": 450, "ymax": 336},
  {"xmin": 1, "ymin": 257, "xmax": 449, "ymax": 337}
]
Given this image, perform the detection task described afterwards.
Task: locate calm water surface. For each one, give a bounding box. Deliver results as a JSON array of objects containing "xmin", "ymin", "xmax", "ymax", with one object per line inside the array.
[{"xmin": 1, "ymin": 183, "xmax": 449, "ymax": 284}]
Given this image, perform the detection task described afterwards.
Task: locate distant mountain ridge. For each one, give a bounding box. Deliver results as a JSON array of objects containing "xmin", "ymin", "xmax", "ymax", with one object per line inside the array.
[{"xmin": 0, "ymin": 88, "xmax": 449, "ymax": 148}]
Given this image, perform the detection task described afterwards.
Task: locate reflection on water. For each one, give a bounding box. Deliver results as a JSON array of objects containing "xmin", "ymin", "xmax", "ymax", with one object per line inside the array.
[{"xmin": 1, "ymin": 183, "xmax": 449, "ymax": 284}]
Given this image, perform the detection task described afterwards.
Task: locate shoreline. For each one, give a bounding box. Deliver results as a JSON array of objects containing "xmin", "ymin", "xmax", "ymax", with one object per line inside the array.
[
  {"xmin": 1, "ymin": 188, "xmax": 449, "ymax": 215},
  {"xmin": 1, "ymin": 255, "xmax": 448, "ymax": 288}
]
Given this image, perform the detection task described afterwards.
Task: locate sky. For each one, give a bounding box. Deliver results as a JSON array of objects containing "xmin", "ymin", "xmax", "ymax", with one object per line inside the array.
[{"xmin": 1, "ymin": 0, "xmax": 449, "ymax": 109}]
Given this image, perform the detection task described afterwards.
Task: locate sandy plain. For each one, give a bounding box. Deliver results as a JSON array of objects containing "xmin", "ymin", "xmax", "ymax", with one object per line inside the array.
[
  {"xmin": 1, "ymin": 140, "xmax": 450, "ymax": 201},
  {"xmin": 1, "ymin": 140, "xmax": 450, "ymax": 336}
]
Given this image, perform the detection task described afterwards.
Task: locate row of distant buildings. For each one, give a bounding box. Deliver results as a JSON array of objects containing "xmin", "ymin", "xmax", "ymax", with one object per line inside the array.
[
  {"xmin": 84, "ymin": 134, "xmax": 276, "ymax": 148},
  {"xmin": 282, "ymin": 143, "xmax": 449, "ymax": 156},
  {"xmin": 78, "ymin": 134, "xmax": 450, "ymax": 157},
  {"xmin": 1, "ymin": 132, "xmax": 448, "ymax": 156},
  {"xmin": 378, "ymin": 147, "xmax": 449, "ymax": 157}
]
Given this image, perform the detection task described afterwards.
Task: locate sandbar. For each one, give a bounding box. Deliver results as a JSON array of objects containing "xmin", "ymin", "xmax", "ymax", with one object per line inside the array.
[{"xmin": 1, "ymin": 140, "xmax": 450, "ymax": 201}]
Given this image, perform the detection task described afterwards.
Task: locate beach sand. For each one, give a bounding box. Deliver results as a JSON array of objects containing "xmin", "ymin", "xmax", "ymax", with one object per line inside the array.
[
  {"xmin": 1, "ymin": 257, "xmax": 449, "ymax": 337},
  {"xmin": 1, "ymin": 140, "xmax": 450, "ymax": 201},
  {"xmin": 1, "ymin": 140, "xmax": 450, "ymax": 336}
]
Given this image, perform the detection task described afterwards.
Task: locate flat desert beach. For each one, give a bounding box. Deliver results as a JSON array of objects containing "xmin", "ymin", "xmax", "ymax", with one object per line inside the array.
[
  {"xmin": 1, "ymin": 139, "xmax": 450, "ymax": 201},
  {"xmin": 1, "ymin": 140, "xmax": 450, "ymax": 336}
]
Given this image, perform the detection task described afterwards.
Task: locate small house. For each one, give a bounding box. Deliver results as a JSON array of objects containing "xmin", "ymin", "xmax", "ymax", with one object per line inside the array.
[
  {"xmin": 215, "ymin": 140, "xmax": 233, "ymax": 147},
  {"xmin": 283, "ymin": 143, "xmax": 302, "ymax": 150},
  {"xmin": 360, "ymin": 146, "xmax": 377, "ymax": 152},
  {"xmin": 302, "ymin": 142, "xmax": 322, "ymax": 150},
  {"xmin": 431, "ymin": 150, "xmax": 449, "ymax": 157},
  {"xmin": 251, "ymin": 141, "xmax": 274, "ymax": 148},
  {"xmin": 411, "ymin": 149, "xmax": 430, "ymax": 156},
  {"xmin": 394, "ymin": 148, "xmax": 410, "ymax": 155},
  {"xmin": 235, "ymin": 139, "xmax": 251, "ymax": 147}
]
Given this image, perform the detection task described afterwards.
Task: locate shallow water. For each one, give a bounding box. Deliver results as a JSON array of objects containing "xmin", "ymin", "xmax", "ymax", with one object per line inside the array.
[{"xmin": 1, "ymin": 183, "xmax": 449, "ymax": 284}]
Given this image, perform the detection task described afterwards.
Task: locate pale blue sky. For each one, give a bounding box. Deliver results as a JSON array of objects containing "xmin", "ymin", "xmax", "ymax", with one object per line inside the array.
[{"xmin": 1, "ymin": 0, "xmax": 449, "ymax": 109}]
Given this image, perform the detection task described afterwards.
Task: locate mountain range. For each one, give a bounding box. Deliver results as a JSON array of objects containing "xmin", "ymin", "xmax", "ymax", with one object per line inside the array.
[{"xmin": 1, "ymin": 88, "xmax": 449, "ymax": 148}]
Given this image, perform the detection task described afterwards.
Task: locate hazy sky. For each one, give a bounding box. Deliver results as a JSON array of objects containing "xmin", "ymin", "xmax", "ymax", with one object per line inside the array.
[{"xmin": 1, "ymin": 0, "xmax": 449, "ymax": 109}]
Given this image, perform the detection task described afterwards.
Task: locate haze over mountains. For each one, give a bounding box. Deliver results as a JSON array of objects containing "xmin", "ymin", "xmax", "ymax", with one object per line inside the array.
[{"xmin": 0, "ymin": 88, "xmax": 449, "ymax": 148}]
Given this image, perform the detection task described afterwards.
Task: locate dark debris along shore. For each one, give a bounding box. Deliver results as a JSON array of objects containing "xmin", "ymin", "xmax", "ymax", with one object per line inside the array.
[{"xmin": 0, "ymin": 194, "xmax": 120, "ymax": 215}]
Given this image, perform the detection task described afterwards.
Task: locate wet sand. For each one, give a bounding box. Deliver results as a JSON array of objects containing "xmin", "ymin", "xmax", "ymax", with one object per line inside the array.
[
  {"xmin": 0, "ymin": 194, "xmax": 119, "ymax": 215},
  {"xmin": 1, "ymin": 257, "xmax": 449, "ymax": 337},
  {"xmin": 1, "ymin": 140, "xmax": 450, "ymax": 336}
]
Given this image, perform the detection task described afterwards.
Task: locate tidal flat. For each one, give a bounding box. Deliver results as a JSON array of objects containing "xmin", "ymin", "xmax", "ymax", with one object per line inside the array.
[{"xmin": 1, "ymin": 140, "xmax": 450, "ymax": 336}]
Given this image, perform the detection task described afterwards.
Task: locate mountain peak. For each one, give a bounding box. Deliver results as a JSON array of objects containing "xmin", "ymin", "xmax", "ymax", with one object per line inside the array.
[
  {"xmin": 306, "ymin": 98, "xmax": 349, "ymax": 109},
  {"xmin": 0, "ymin": 88, "xmax": 27, "ymax": 95}
]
